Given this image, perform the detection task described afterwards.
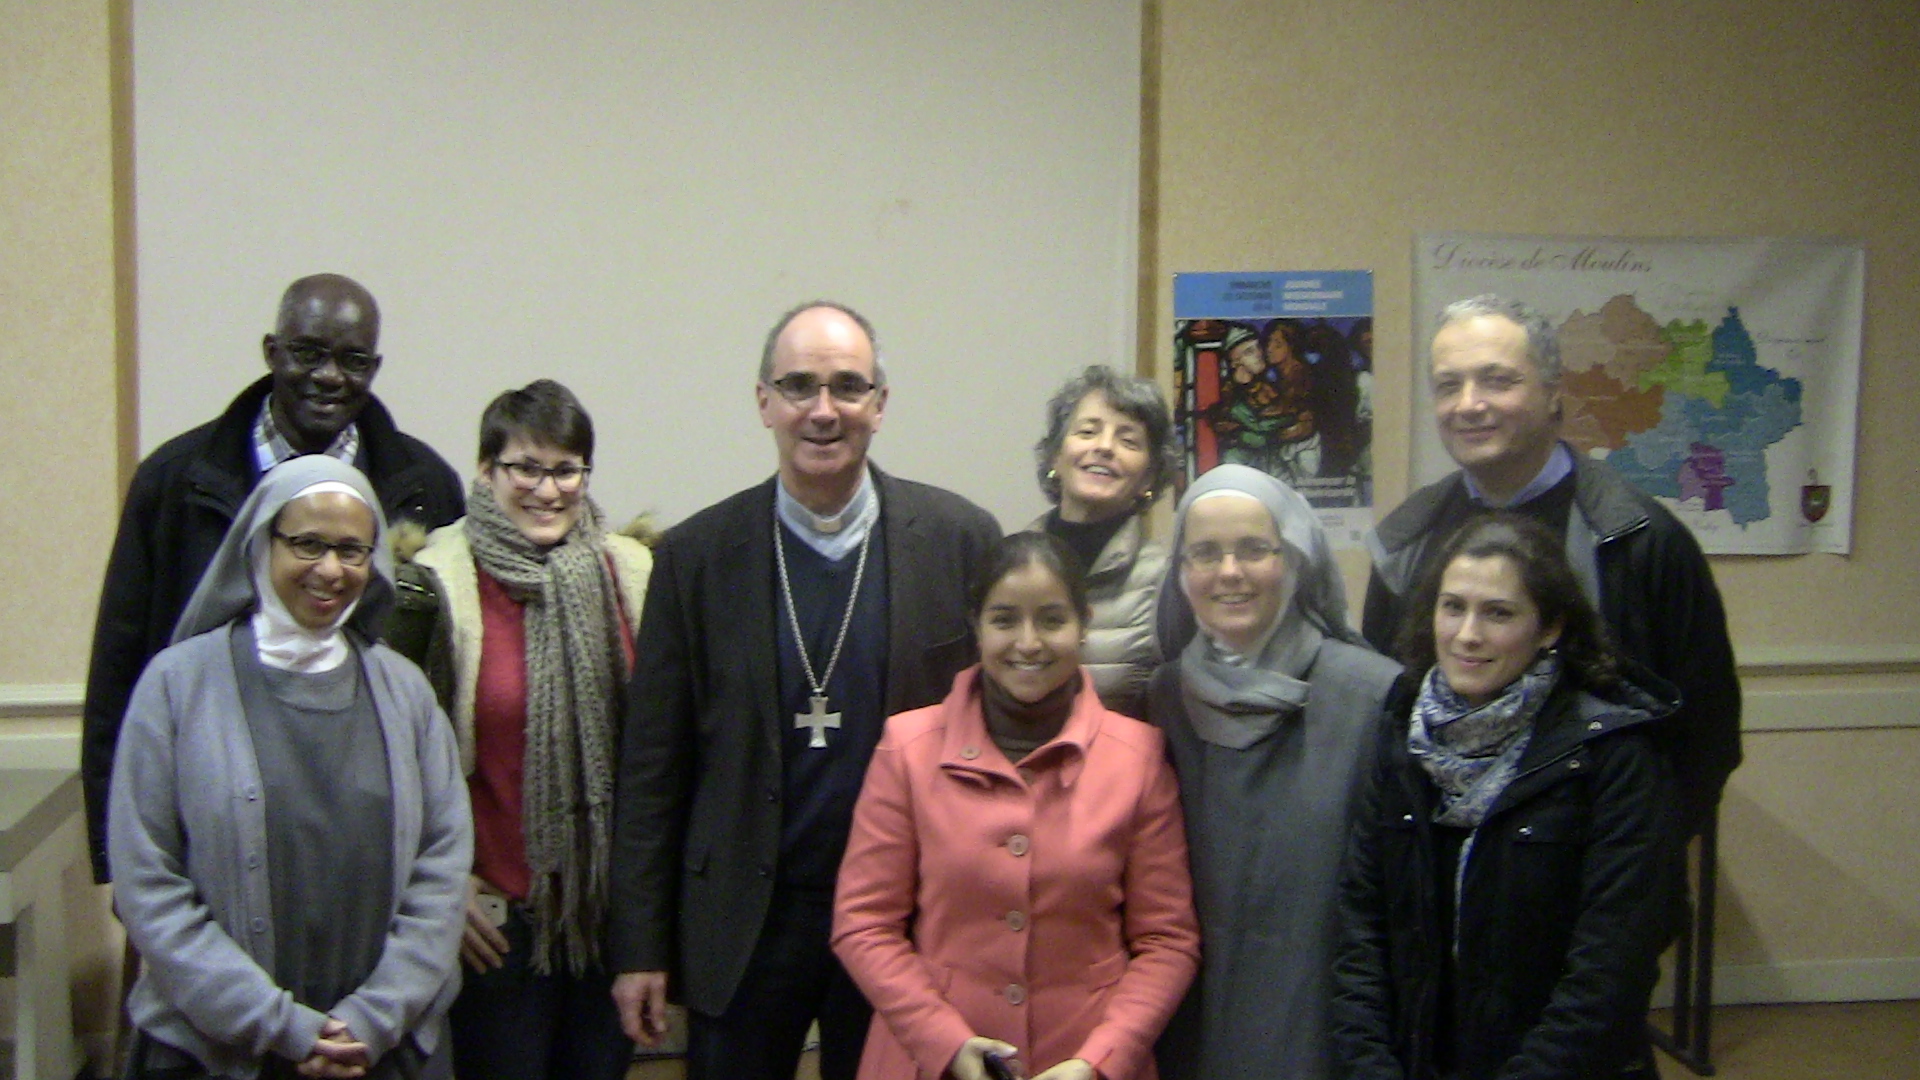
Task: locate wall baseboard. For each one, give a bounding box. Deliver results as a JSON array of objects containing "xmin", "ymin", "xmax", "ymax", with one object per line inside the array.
[
  {"xmin": 1744, "ymin": 685, "xmax": 1920, "ymax": 732},
  {"xmin": 0, "ymin": 684, "xmax": 83, "ymax": 717},
  {"xmin": 1736, "ymin": 645, "xmax": 1920, "ymax": 676},
  {"xmin": 1659, "ymin": 957, "xmax": 1920, "ymax": 1005},
  {"xmin": 0, "ymin": 728, "xmax": 80, "ymax": 768}
]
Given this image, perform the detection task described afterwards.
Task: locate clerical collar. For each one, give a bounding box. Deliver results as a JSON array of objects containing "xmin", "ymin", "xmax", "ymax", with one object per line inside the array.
[
  {"xmin": 776, "ymin": 466, "xmax": 879, "ymax": 560},
  {"xmin": 1465, "ymin": 441, "xmax": 1574, "ymax": 508}
]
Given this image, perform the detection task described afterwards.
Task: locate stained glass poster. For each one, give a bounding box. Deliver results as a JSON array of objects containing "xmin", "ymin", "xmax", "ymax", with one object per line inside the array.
[{"xmin": 1173, "ymin": 270, "xmax": 1375, "ymax": 548}]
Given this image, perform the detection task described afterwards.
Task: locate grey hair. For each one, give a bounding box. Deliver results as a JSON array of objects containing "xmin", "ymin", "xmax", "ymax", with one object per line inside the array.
[
  {"xmin": 1437, "ymin": 294, "xmax": 1563, "ymax": 384},
  {"xmin": 758, "ymin": 300, "xmax": 887, "ymax": 387},
  {"xmin": 1033, "ymin": 365, "xmax": 1179, "ymax": 508}
]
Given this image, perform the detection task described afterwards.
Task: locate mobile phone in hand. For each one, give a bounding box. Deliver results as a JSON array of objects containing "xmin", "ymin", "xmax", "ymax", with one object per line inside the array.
[
  {"xmin": 476, "ymin": 892, "xmax": 509, "ymax": 928},
  {"xmin": 982, "ymin": 1051, "xmax": 1019, "ymax": 1080}
]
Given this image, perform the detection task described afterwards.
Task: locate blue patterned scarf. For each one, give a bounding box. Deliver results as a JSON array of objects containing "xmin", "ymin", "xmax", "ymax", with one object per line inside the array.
[{"xmin": 1409, "ymin": 653, "xmax": 1561, "ymax": 827}]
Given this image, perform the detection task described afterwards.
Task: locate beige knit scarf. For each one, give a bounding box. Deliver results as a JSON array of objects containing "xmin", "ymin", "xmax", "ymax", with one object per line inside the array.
[{"xmin": 465, "ymin": 479, "xmax": 626, "ymax": 975}]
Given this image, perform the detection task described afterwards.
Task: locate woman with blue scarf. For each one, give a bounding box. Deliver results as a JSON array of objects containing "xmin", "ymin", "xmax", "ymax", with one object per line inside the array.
[{"xmin": 1331, "ymin": 512, "xmax": 1683, "ymax": 1080}]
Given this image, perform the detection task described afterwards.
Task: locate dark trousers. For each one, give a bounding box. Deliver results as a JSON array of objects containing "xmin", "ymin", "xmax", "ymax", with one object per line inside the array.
[
  {"xmin": 687, "ymin": 885, "xmax": 872, "ymax": 1080},
  {"xmin": 449, "ymin": 905, "xmax": 635, "ymax": 1080}
]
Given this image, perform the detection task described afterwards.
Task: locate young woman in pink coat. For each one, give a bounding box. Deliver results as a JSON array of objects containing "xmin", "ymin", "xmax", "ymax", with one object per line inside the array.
[{"xmin": 834, "ymin": 533, "xmax": 1200, "ymax": 1080}]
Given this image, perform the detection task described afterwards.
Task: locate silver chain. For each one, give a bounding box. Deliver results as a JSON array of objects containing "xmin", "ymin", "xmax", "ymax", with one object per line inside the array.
[{"xmin": 773, "ymin": 521, "xmax": 872, "ymax": 699}]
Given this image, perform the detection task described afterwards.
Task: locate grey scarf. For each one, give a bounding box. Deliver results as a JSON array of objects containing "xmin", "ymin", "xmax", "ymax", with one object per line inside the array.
[
  {"xmin": 1408, "ymin": 653, "xmax": 1562, "ymax": 828},
  {"xmin": 1178, "ymin": 606, "xmax": 1325, "ymax": 749},
  {"xmin": 464, "ymin": 479, "xmax": 625, "ymax": 974}
]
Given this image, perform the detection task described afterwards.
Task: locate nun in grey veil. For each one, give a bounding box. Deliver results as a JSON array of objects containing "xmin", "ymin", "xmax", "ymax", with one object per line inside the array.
[
  {"xmin": 109, "ymin": 456, "xmax": 470, "ymax": 1080},
  {"xmin": 1147, "ymin": 464, "xmax": 1402, "ymax": 1080}
]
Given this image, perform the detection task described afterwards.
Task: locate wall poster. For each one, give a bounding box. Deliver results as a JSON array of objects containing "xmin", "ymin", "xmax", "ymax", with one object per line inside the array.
[
  {"xmin": 1412, "ymin": 234, "xmax": 1863, "ymax": 555},
  {"xmin": 1173, "ymin": 271, "xmax": 1376, "ymax": 549}
]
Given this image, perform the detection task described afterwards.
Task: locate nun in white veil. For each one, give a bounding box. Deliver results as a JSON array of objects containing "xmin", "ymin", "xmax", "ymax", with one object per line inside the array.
[
  {"xmin": 109, "ymin": 456, "xmax": 470, "ymax": 1080},
  {"xmin": 1147, "ymin": 464, "xmax": 1402, "ymax": 1080}
]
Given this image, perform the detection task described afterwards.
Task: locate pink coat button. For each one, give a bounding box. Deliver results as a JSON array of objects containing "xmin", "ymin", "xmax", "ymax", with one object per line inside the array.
[{"xmin": 1007, "ymin": 834, "xmax": 1030, "ymax": 856}]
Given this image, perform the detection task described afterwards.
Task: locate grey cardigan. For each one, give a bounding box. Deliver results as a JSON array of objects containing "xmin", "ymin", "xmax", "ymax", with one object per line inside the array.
[{"xmin": 108, "ymin": 624, "xmax": 471, "ymax": 1079}]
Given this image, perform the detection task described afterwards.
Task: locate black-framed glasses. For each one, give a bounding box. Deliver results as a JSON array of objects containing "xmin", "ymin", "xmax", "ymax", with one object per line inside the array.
[
  {"xmin": 494, "ymin": 459, "xmax": 590, "ymax": 492},
  {"xmin": 273, "ymin": 338, "xmax": 381, "ymax": 377},
  {"xmin": 1180, "ymin": 539, "xmax": 1281, "ymax": 570},
  {"xmin": 764, "ymin": 371, "xmax": 879, "ymax": 406},
  {"xmin": 273, "ymin": 530, "xmax": 376, "ymax": 566}
]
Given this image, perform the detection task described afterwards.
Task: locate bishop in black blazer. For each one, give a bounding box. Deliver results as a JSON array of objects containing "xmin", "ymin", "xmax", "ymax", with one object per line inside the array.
[{"xmin": 607, "ymin": 302, "xmax": 1000, "ymax": 1080}]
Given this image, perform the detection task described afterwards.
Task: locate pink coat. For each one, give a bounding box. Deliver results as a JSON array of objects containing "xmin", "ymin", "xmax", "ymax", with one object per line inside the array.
[{"xmin": 833, "ymin": 667, "xmax": 1200, "ymax": 1080}]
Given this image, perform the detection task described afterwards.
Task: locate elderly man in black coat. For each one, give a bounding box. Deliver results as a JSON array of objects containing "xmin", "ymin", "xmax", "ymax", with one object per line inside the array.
[{"xmin": 81, "ymin": 273, "xmax": 463, "ymax": 882}]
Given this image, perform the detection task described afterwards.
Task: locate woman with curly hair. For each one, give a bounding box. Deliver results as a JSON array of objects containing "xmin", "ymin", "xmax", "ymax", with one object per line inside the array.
[{"xmin": 1028, "ymin": 365, "xmax": 1180, "ymax": 718}]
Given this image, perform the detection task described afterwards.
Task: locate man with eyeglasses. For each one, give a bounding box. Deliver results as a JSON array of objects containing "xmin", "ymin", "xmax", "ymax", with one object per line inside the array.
[
  {"xmin": 81, "ymin": 272, "xmax": 463, "ymax": 883},
  {"xmin": 608, "ymin": 300, "xmax": 1000, "ymax": 1080},
  {"xmin": 1361, "ymin": 293, "xmax": 1739, "ymax": 836}
]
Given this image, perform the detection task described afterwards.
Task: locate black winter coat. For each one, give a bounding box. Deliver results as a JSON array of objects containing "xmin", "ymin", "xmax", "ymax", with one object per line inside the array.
[
  {"xmin": 1330, "ymin": 674, "xmax": 1683, "ymax": 1080},
  {"xmin": 81, "ymin": 377, "xmax": 463, "ymax": 880}
]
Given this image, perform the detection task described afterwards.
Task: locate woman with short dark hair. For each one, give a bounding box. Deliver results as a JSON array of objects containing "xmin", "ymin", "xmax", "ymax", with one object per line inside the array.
[
  {"xmin": 1332, "ymin": 512, "xmax": 1682, "ymax": 1080},
  {"xmin": 386, "ymin": 379, "xmax": 651, "ymax": 1080}
]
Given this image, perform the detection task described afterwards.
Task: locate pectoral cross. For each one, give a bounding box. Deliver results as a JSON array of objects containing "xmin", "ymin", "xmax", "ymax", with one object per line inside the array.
[{"xmin": 795, "ymin": 694, "xmax": 841, "ymax": 749}]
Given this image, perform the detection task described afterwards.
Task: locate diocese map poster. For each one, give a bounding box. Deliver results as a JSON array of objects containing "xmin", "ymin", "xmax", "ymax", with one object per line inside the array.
[
  {"xmin": 1411, "ymin": 235, "xmax": 1863, "ymax": 555},
  {"xmin": 1173, "ymin": 271, "xmax": 1374, "ymax": 549}
]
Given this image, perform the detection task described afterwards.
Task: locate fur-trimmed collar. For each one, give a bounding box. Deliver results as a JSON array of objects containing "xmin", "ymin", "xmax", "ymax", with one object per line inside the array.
[{"xmin": 409, "ymin": 520, "xmax": 653, "ymax": 773}]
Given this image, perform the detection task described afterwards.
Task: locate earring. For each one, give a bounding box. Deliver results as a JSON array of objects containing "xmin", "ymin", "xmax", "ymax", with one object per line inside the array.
[{"xmin": 1046, "ymin": 469, "xmax": 1058, "ymax": 481}]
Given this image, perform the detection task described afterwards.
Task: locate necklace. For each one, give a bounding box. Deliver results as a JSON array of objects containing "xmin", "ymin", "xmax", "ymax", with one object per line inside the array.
[{"xmin": 774, "ymin": 519, "xmax": 872, "ymax": 748}]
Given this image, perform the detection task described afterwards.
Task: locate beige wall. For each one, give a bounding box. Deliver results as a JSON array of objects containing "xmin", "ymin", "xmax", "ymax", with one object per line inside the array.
[
  {"xmin": 0, "ymin": 0, "xmax": 126, "ymax": 1062},
  {"xmin": 1154, "ymin": 0, "xmax": 1920, "ymax": 993},
  {"xmin": 0, "ymin": 0, "xmax": 120, "ymax": 686},
  {"xmin": 5, "ymin": 1, "xmax": 1916, "ymax": 1058}
]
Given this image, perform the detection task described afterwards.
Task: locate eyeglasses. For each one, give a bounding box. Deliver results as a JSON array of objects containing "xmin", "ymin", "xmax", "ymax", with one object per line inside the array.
[
  {"xmin": 494, "ymin": 459, "xmax": 590, "ymax": 492},
  {"xmin": 1180, "ymin": 539, "xmax": 1282, "ymax": 570},
  {"xmin": 764, "ymin": 371, "xmax": 879, "ymax": 406},
  {"xmin": 274, "ymin": 338, "xmax": 381, "ymax": 377},
  {"xmin": 273, "ymin": 530, "xmax": 376, "ymax": 566}
]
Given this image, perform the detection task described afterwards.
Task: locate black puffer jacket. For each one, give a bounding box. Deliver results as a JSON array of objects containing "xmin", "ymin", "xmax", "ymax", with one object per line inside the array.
[
  {"xmin": 1330, "ymin": 673, "xmax": 1683, "ymax": 1080},
  {"xmin": 81, "ymin": 377, "xmax": 463, "ymax": 880}
]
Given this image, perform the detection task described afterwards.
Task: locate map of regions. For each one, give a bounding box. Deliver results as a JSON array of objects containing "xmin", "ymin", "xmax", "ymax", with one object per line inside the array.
[{"xmin": 1558, "ymin": 295, "xmax": 1802, "ymax": 525}]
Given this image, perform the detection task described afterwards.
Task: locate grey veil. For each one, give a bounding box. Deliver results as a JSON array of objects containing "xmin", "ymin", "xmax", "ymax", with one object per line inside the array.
[
  {"xmin": 1154, "ymin": 464, "xmax": 1358, "ymax": 748},
  {"xmin": 172, "ymin": 456, "xmax": 395, "ymax": 644}
]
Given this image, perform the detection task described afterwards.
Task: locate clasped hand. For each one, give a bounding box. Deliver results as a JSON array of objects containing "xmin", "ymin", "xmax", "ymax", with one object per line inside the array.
[
  {"xmin": 950, "ymin": 1036, "xmax": 1096, "ymax": 1080},
  {"xmin": 297, "ymin": 1018, "xmax": 369, "ymax": 1079}
]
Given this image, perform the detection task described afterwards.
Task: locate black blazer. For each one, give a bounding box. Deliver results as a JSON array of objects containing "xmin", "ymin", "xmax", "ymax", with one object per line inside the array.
[{"xmin": 605, "ymin": 467, "xmax": 1001, "ymax": 1015}]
